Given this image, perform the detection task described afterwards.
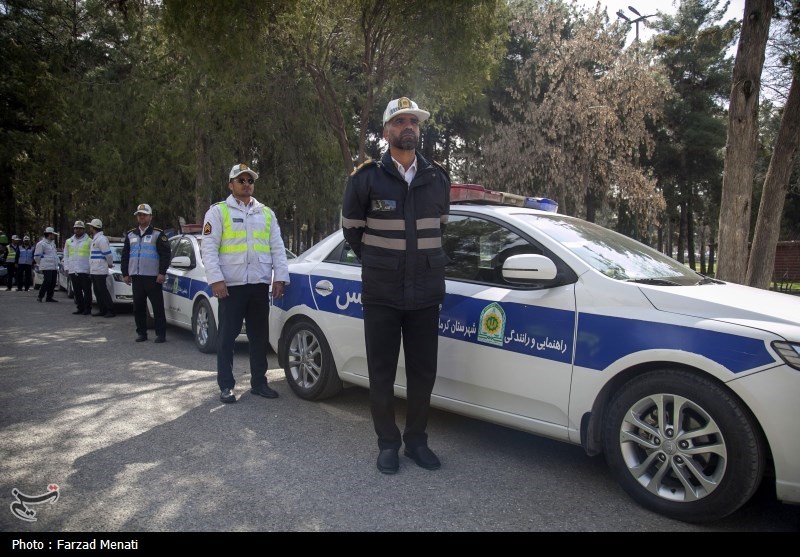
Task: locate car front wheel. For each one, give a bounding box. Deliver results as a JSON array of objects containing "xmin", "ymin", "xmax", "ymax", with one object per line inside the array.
[
  {"xmin": 602, "ymin": 369, "xmax": 765, "ymax": 523},
  {"xmin": 192, "ymin": 298, "xmax": 218, "ymax": 354},
  {"xmin": 282, "ymin": 319, "xmax": 342, "ymax": 401}
]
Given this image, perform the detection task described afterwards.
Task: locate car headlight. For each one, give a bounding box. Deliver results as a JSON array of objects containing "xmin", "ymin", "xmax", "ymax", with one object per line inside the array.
[
  {"xmin": 112, "ymin": 273, "xmax": 125, "ymax": 283},
  {"xmin": 772, "ymin": 341, "xmax": 800, "ymax": 371}
]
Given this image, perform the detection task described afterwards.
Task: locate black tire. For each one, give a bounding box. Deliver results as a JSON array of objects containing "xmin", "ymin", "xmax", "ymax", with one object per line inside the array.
[
  {"xmin": 602, "ymin": 369, "xmax": 765, "ymax": 523},
  {"xmin": 282, "ymin": 319, "xmax": 342, "ymax": 401},
  {"xmin": 192, "ymin": 298, "xmax": 218, "ymax": 354}
]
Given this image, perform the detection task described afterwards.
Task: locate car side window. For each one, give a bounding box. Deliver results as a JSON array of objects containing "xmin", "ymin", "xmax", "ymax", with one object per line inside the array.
[
  {"xmin": 340, "ymin": 243, "xmax": 360, "ymax": 264},
  {"xmin": 443, "ymin": 215, "xmax": 542, "ymax": 286},
  {"xmin": 171, "ymin": 237, "xmax": 196, "ymax": 267},
  {"xmin": 169, "ymin": 237, "xmax": 181, "ymax": 259},
  {"xmin": 324, "ymin": 241, "xmax": 361, "ymax": 265}
]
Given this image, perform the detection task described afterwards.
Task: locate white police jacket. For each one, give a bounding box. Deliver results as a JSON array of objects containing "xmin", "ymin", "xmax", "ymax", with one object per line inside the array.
[
  {"xmin": 201, "ymin": 194, "xmax": 290, "ymax": 287},
  {"xmin": 33, "ymin": 238, "xmax": 59, "ymax": 271},
  {"xmin": 63, "ymin": 234, "xmax": 91, "ymax": 274},
  {"xmin": 89, "ymin": 232, "xmax": 113, "ymax": 275}
]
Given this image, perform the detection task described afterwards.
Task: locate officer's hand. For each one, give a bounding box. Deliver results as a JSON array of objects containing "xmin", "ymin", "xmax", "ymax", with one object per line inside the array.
[
  {"xmin": 123, "ymin": 276, "xmax": 130, "ymax": 285},
  {"xmin": 271, "ymin": 281, "xmax": 285, "ymax": 300},
  {"xmin": 211, "ymin": 281, "xmax": 228, "ymax": 299},
  {"xmin": 156, "ymin": 274, "xmax": 165, "ymax": 285}
]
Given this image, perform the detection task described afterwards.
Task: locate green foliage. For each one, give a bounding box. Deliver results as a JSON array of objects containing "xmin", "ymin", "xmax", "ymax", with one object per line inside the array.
[
  {"xmin": 647, "ymin": 0, "xmax": 738, "ymax": 259},
  {"xmin": 476, "ymin": 0, "xmax": 669, "ymax": 232}
]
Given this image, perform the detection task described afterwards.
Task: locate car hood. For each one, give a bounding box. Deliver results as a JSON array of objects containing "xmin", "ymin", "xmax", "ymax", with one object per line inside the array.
[{"xmin": 640, "ymin": 282, "xmax": 800, "ymax": 340}]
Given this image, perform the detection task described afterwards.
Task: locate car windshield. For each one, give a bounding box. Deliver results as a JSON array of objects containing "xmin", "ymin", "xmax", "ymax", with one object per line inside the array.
[
  {"xmin": 521, "ymin": 214, "xmax": 703, "ymax": 284},
  {"xmin": 110, "ymin": 244, "xmax": 124, "ymax": 264}
]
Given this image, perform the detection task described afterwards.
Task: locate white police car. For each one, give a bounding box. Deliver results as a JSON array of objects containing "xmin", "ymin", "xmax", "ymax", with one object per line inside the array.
[
  {"xmin": 268, "ymin": 184, "xmax": 800, "ymax": 523},
  {"xmin": 155, "ymin": 228, "xmax": 295, "ymax": 353}
]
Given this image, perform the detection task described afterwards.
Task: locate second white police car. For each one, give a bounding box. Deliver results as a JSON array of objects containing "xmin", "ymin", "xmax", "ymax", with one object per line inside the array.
[{"xmin": 269, "ymin": 184, "xmax": 800, "ymax": 523}]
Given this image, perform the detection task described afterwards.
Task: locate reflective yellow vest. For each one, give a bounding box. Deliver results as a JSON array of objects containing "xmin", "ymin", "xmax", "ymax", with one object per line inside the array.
[{"xmin": 217, "ymin": 203, "xmax": 272, "ymax": 254}]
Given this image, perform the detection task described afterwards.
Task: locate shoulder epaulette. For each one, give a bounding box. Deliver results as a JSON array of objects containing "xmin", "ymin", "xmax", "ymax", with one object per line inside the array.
[
  {"xmin": 153, "ymin": 227, "xmax": 163, "ymax": 232},
  {"xmin": 350, "ymin": 159, "xmax": 377, "ymax": 176},
  {"xmin": 126, "ymin": 228, "xmax": 136, "ymax": 234},
  {"xmin": 431, "ymin": 159, "xmax": 451, "ymax": 180}
]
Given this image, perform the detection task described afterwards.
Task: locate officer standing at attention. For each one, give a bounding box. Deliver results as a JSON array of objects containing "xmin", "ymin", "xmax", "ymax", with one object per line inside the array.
[
  {"xmin": 63, "ymin": 220, "xmax": 93, "ymax": 315},
  {"xmin": 86, "ymin": 218, "xmax": 115, "ymax": 318},
  {"xmin": 201, "ymin": 163, "xmax": 290, "ymax": 404},
  {"xmin": 5, "ymin": 235, "xmax": 19, "ymax": 290},
  {"xmin": 34, "ymin": 227, "xmax": 61, "ymax": 302},
  {"xmin": 122, "ymin": 203, "xmax": 171, "ymax": 343},
  {"xmin": 341, "ymin": 96, "xmax": 451, "ymax": 474},
  {"xmin": 16, "ymin": 235, "xmax": 34, "ymax": 291}
]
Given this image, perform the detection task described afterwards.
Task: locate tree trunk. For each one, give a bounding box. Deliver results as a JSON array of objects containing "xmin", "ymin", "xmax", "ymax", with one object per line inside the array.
[
  {"xmin": 194, "ymin": 130, "xmax": 211, "ymax": 225},
  {"xmin": 678, "ymin": 200, "xmax": 687, "ymax": 263},
  {"xmin": 716, "ymin": 0, "xmax": 773, "ymax": 283},
  {"xmin": 307, "ymin": 64, "xmax": 353, "ymax": 175},
  {"xmin": 746, "ymin": 73, "xmax": 800, "ymax": 289},
  {"xmin": 687, "ymin": 186, "xmax": 696, "ymax": 270}
]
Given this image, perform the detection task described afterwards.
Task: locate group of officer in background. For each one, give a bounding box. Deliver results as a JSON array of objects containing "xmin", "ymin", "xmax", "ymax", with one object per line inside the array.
[
  {"xmin": 0, "ymin": 232, "xmax": 34, "ymax": 291},
  {"xmin": 2, "ymin": 205, "xmax": 169, "ymax": 330}
]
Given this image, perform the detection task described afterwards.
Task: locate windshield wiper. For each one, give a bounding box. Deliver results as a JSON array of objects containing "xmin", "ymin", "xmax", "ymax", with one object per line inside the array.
[
  {"xmin": 695, "ymin": 276, "xmax": 722, "ymax": 285},
  {"xmin": 625, "ymin": 277, "xmax": 682, "ymax": 286}
]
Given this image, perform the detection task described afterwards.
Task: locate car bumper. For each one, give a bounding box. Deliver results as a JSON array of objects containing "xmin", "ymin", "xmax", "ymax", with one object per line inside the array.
[{"xmin": 729, "ymin": 364, "xmax": 800, "ymax": 505}]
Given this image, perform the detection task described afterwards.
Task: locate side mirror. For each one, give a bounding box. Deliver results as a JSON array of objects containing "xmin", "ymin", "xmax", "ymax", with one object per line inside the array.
[
  {"xmin": 502, "ymin": 254, "xmax": 558, "ymax": 283},
  {"xmin": 170, "ymin": 255, "xmax": 193, "ymax": 269}
]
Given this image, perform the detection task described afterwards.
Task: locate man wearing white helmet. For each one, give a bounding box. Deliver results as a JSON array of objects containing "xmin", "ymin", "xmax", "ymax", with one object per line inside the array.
[
  {"xmin": 342, "ymin": 96, "xmax": 451, "ymax": 474},
  {"xmin": 63, "ymin": 220, "xmax": 93, "ymax": 315},
  {"xmin": 34, "ymin": 227, "xmax": 60, "ymax": 302},
  {"xmin": 122, "ymin": 203, "xmax": 171, "ymax": 343},
  {"xmin": 86, "ymin": 218, "xmax": 115, "ymax": 318},
  {"xmin": 16, "ymin": 235, "xmax": 34, "ymax": 291},
  {"xmin": 201, "ymin": 162, "xmax": 290, "ymax": 404}
]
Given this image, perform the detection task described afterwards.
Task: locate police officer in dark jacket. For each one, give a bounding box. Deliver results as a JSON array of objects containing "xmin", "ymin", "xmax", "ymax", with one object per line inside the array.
[
  {"xmin": 121, "ymin": 203, "xmax": 171, "ymax": 343},
  {"xmin": 342, "ymin": 97, "xmax": 450, "ymax": 474}
]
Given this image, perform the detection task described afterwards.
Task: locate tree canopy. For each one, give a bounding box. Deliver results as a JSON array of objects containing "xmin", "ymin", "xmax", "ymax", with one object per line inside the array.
[{"xmin": 1, "ymin": 0, "xmax": 798, "ymax": 290}]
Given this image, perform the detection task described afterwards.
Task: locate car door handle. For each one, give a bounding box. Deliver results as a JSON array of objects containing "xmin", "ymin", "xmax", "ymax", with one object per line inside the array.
[{"xmin": 314, "ymin": 280, "xmax": 334, "ymax": 296}]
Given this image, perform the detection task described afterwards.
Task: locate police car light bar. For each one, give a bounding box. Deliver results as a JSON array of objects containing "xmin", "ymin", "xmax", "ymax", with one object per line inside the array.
[
  {"xmin": 181, "ymin": 223, "xmax": 204, "ymax": 234},
  {"xmin": 450, "ymin": 184, "xmax": 558, "ymax": 212}
]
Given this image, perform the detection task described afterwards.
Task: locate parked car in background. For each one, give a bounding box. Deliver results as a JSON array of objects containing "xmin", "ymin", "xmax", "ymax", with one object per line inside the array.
[
  {"xmin": 57, "ymin": 240, "xmax": 133, "ymax": 306},
  {"xmin": 269, "ymin": 184, "xmax": 800, "ymax": 524},
  {"xmin": 151, "ymin": 226, "xmax": 296, "ymax": 353}
]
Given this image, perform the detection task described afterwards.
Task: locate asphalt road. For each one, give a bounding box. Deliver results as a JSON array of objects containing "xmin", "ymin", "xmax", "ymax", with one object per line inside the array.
[{"xmin": 1, "ymin": 288, "xmax": 798, "ymax": 537}]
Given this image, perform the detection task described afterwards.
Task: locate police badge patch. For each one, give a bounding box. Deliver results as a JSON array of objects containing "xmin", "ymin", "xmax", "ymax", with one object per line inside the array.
[
  {"xmin": 203, "ymin": 223, "xmax": 212, "ymax": 235},
  {"xmin": 371, "ymin": 199, "xmax": 397, "ymax": 211}
]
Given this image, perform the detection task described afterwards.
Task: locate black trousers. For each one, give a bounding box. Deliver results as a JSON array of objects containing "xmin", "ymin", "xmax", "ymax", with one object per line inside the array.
[
  {"xmin": 16, "ymin": 264, "xmax": 32, "ymax": 290},
  {"xmin": 38, "ymin": 269, "xmax": 57, "ymax": 300},
  {"xmin": 71, "ymin": 273, "xmax": 92, "ymax": 312},
  {"xmin": 216, "ymin": 283, "xmax": 269, "ymax": 391},
  {"xmin": 131, "ymin": 275, "xmax": 166, "ymax": 338},
  {"xmin": 5, "ymin": 263, "xmax": 15, "ymax": 289},
  {"xmin": 91, "ymin": 274, "xmax": 114, "ymax": 315},
  {"xmin": 363, "ymin": 304, "xmax": 440, "ymax": 451}
]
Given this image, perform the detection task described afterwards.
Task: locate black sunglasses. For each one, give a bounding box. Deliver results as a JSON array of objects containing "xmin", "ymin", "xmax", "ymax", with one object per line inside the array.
[{"xmin": 233, "ymin": 177, "xmax": 254, "ymax": 185}]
